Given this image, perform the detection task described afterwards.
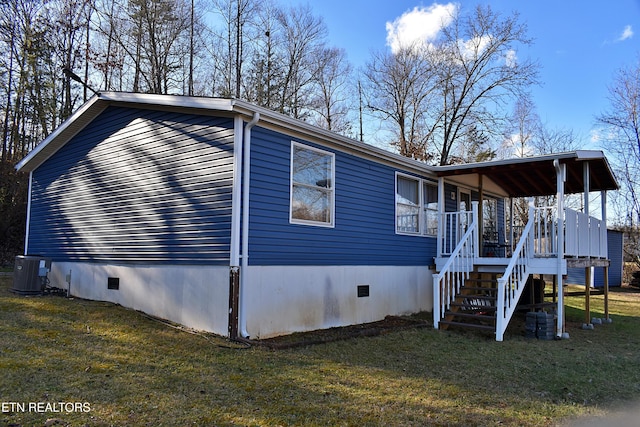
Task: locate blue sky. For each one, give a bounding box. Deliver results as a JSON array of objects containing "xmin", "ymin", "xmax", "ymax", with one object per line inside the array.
[{"xmin": 282, "ymin": 0, "xmax": 639, "ymax": 148}]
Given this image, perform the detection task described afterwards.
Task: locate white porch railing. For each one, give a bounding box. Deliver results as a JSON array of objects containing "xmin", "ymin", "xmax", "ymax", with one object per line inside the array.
[
  {"xmin": 565, "ymin": 208, "xmax": 608, "ymax": 258},
  {"xmin": 495, "ymin": 211, "xmax": 534, "ymax": 341},
  {"xmin": 439, "ymin": 207, "xmax": 475, "ymax": 256},
  {"xmin": 510, "ymin": 207, "xmax": 607, "ymax": 259},
  {"xmin": 531, "ymin": 206, "xmax": 558, "ymax": 256},
  {"xmin": 433, "ymin": 202, "xmax": 479, "ymax": 329}
]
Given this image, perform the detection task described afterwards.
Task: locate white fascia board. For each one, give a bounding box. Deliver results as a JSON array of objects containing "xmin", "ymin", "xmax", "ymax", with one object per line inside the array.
[
  {"xmin": 15, "ymin": 95, "xmax": 105, "ymax": 172},
  {"xmin": 100, "ymin": 91, "xmax": 235, "ymax": 112},
  {"xmin": 431, "ymin": 150, "xmax": 602, "ymax": 175},
  {"xmin": 574, "ymin": 150, "xmax": 606, "ymax": 160}
]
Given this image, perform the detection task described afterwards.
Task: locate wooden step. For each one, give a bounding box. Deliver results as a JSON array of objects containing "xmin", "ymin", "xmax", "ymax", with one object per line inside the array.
[
  {"xmin": 450, "ymin": 303, "xmax": 496, "ymax": 313},
  {"xmin": 437, "ymin": 270, "xmax": 501, "ymax": 334},
  {"xmin": 465, "ymin": 277, "xmax": 500, "ymax": 283},
  {"xmin": 461, "ymin": 286, "xmax": 498, "ymax": 293},
  {"xmin": 460, "ymin": 294, "xmax": 496, "ymax": 302},
  {"xmin": 444, "ymin": 311, "xmax": 495, "ymax": 322},
  {"xmin": 438, "ymin": 320, "xmax": 495, "ymax": 331}
]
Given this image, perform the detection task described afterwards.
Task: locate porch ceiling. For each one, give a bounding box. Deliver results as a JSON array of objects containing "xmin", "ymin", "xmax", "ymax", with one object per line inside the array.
[{"xmin": 433, "ymin": 151, "xmax": 618, "ymax": 197}]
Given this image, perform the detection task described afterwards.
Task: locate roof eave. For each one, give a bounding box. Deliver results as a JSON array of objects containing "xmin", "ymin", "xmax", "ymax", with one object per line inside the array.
[
  {"xmin": 15, "ymin": 95, "xmax": 106, "ymax": 173},
  {"xmin": 229, "ymin": 99, "xmax": 436, "ymax": 176},
  {"xmin": 16, "ymin": 92, "xmax": 435, "ymax": 177}
]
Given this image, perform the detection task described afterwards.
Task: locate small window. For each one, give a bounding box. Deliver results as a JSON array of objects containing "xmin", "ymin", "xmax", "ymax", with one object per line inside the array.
[
  {"xmin": 290, "ymin": 143, "xmax": 335, "ymax": 226},
  {"xmin": 396, "ymin": 174, "xmax": 439, "ymax": 236}
]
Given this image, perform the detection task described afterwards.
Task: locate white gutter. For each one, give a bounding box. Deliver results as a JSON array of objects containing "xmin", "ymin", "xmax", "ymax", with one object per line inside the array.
[{"xmin": 239, "ymin": 112, "xmax": 260, "ymax": 338}]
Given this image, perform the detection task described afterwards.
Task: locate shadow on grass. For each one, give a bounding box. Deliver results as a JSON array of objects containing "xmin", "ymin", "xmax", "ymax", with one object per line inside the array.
[{"xmin": 2, "ymin": 278, "xmax": 639, "ymax": 426}]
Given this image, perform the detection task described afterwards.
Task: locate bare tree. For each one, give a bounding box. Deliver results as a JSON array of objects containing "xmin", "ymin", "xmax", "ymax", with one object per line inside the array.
[
  {"xmin": 501, "ymin": 93, "xmax": 580, "ymax": 159},
  {"xmin": 309, "ymin": 47, "xmax": 353, "ymax": 134},
  {"xmin": 500, "ymin": 94, "xmax": 539, "ymax": 158},
  {"xmin": 433, "ymin": 5, "xmax": 539, "ymax": 165},
  {"xmin": 93, "ymin": 0, "xmax": 193, "ymax": 94},
  {"xmin": 0, "ymin": 1, "xmax": 17, "ymax": 162},
  {"xmin": 366, "ymin": 5, "xmax": 539, "ymax": 165},
  {"xmin": 209, "ymin": 0, "xmax": 260, "ymax": 98},
  {"xmin": 596, "ymin": 59, "xmax": 640, "ymax": 229},
  {"xmin": 532, "ymin": 125, "xmax": 579, "ymax": 155},
  {"xmin": 364, "ymin": 45, "xmax": 437, "ymax": 161},
  {"xmin": 276, "ymin": 4, "xmax": 327, "ymax": 118},
  {"xmin": 244, "ymin": 1, "xmax": 283, "ymax": 109},
  {"xmin": 48, "ymin": 0, "xmax": 93, "ymax": 118},
  {"xmin": 450, "ymin": 123, "xmax": 495, "ymax": 164},
  {"xmin": 91, "ymin": 0, "xmax": 124, "ymax": 91}
]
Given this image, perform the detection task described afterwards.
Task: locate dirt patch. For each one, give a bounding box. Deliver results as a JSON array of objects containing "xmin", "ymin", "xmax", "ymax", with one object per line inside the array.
[{"xmin": 239, "ymin": 314, "xmax": 432, "ymax": 349}]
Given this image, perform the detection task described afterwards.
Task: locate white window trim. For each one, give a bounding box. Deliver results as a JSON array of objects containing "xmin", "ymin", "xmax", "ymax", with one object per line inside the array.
[
  {"xmin": 289, "ymin": 142, "xmax": 336, "ymax": 228},
  {"xmin": 395, "ymin": 172, "xmax": 438, "ymax": 237}
]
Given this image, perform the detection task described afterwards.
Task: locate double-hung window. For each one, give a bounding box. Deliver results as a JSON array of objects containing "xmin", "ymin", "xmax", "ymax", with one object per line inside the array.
[
  {"xmin": 290, "ymin": 142, "xmax": 335, "ymax": 226},
  {"xmin": 396, "ymin": 174, "xmax": 438, "ymax": 236}
]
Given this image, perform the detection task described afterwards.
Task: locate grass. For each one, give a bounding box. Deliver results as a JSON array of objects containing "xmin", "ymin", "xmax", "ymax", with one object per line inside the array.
[{"xmin": 1, "ymin": 276, "xmax": 640, "ymax": 426}]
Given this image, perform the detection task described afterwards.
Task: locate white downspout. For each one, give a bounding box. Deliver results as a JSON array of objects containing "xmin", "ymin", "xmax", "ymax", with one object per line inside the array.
[
  {"xmin": 24, "ymin": 172, "xmax": 33, "ymax": 255},
  {"xmin": 230, "ymin": 117, "xmax": 244, "ymax": 267},
  {"xmin": 437, "ymin": 177, "xmax": 444, "ymax": 258},
  {"xmin": 239, "ymin": 112, "xmax": 260, "ymax": 338}
]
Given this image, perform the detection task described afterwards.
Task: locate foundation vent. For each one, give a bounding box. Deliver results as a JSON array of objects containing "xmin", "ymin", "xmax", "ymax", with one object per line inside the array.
[{"xmin": 107, "ymin": 277, "xmax": 120, "ymax": 290}]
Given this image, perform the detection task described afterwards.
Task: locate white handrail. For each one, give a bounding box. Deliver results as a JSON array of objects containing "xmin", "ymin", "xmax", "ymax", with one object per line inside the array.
[
  {"xmin": 433, "ymin": 202, "xmax": 478, "ymax": 329},
  {"xmin": 495, "ymin": 213, "xmax": 534, "ymax": 341}
]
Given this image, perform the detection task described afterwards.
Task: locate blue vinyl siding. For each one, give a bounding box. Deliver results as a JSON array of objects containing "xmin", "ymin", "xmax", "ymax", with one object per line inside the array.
[
  {"xmin": 248, "ymin": 127, "xmax": 435, "ymax": 266},
  {"xmin": 444, "ymin": 183, "xmax": 458, "ymax": 212},
  {"xmin": 566, "ymin": 230, "xmax": 624, "ymax": 287},
  {"xmin": 29, "ymin": 107, "xmax": 235, "ymax": 264}
]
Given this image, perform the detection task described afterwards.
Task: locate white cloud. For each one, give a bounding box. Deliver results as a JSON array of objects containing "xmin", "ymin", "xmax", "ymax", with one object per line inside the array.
[
  {"xmin": 457, "ymin": 35, "xmax": 493, "ymax": 60},
  {"xmin": 386, "ymin": 3, "xmax": 457, "ymax": 54},
  {"xmin": 505, "ymin": 49, "xmax": 517, "ymax": 67},
  {"xmin": 618, "ymin": 25, "xmax": 633, "ymax": 41}
]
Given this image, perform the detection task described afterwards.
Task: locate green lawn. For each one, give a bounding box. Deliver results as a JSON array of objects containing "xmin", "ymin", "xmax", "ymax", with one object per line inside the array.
[{"xmin": 1, "ymin": 275, "xmax": 639, "ymax": 426}]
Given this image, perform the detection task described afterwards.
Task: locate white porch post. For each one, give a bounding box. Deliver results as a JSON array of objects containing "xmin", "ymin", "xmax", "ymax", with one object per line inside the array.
[
  {"xmin": 583, "ymin": 161, "xmax": 594, "ymax": 329},
  {"xmin": 478, "ymin": 175, "xmax": 484, "ymax": 254},
  {"xmin": 509, "ymin": 197, "xmax": 514, "ymax": 254},
  {"xmin": 584, "ymin": 161, "xmax": 590, "ymax": 255},
  {"xmin": 434, "ymin": 177, "xmax": 445, "ymax": 329},
  {"xmin": 472, "ymin": 201, "xmax": 480, "ymax": 259},
  {"xmin": 601, "ymin": 190, "xmax": 608, "ymax": 258},
  {"xmin": 528, "ymin": 197, "xmax": 535, "ymax": 256},
  {"xmin": 602, "ymin": 190, "xmax": 611, "ymax": 322},
  {"xmin": 554, "ymin": 160, "xmax": 567, "ymax": 339}
]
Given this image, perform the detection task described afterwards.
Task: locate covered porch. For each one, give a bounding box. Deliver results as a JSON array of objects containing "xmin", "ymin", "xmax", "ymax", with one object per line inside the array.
[{"xmin": 431, "ymin": 151, "xmax": 619, "ymax": 341}]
